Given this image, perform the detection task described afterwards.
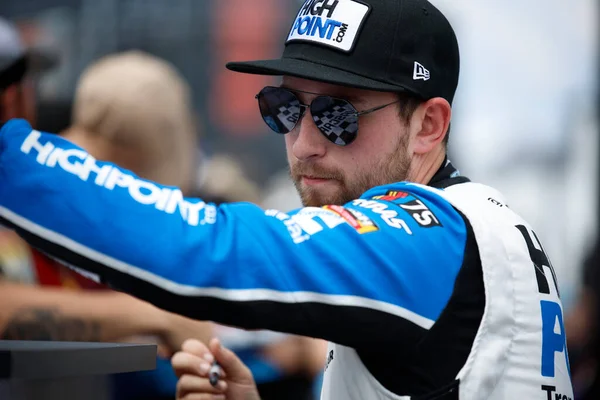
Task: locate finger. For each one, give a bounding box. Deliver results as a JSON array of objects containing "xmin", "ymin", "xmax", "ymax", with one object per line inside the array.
[
  {"xmin": 177, "ymin": 374, "xmax": 228, "ymax": 396},
  {"xmin": 172, "ymin": 351, "xmax": 229, "ymax": 380},
  {"xmin": 171, "ymin": 351, "xmax": 211, "ymax": 378},
  {"xmin": 182, "ymin": 338, "xmax": 219, "ymax": 368},
  {"xmin": 179, "ymin": 393, "xmax": 225, "ymax": 400},
  {"xmin": 181, "ymin": 339, "xmax": 211, "ymax": 359},
  {"xmin": 209, "ymin": 338, "xmax": 251, "ymax": 380}
]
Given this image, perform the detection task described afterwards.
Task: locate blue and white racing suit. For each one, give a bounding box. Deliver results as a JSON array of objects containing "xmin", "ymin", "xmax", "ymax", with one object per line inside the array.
[{"xmin": 0, "ymin": 119, "xmax": 573, "ymax": 399}]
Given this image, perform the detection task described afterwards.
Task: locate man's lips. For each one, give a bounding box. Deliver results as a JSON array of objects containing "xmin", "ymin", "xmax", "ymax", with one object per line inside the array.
[{"xmin": 301, "ymin": 176, "xmax": 335, "ymax": 185}]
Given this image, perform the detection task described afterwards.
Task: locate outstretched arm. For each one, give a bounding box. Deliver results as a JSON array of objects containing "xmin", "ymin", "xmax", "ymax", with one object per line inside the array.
[
  {"xmin": 0, "ymin": 119, "xmax": 468, "ymax": 348},
  {"xmin": 0, "ymin": 281, "xmax": 212, "ymax": 354}
]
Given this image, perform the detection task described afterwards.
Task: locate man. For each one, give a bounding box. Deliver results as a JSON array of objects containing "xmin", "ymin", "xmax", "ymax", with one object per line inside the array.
[
  {"xmin": 0, "ymin": 0, "xmax": 573, "ymax": 399},
  {"xmin": 0, "ymin": 15, "xmax": 210, "ymax": 363}
]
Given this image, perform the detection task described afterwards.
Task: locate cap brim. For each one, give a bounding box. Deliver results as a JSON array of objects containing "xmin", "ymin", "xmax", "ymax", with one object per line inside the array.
[{"xmin": 226, "ymin": 58, "xmax": 407, "ymax": 93}]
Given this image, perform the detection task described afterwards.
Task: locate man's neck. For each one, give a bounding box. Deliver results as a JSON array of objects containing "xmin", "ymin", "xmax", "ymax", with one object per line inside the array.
[{"xmin": 407, "ymin": 147, "xmax": 446, "ymax": 185}]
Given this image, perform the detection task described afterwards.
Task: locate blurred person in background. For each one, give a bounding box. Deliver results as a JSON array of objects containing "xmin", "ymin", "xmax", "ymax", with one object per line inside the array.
[
  {"xmin": 0, "ymin": 16, "xmax": 57, "ymax": 286},
  {"xmin": 0, "ymin": 16, "xmax": 49, "ymax": 126},
  {"xmin": 567, "ymin": 241, "xmax": 600, "ymax": 400},
  {"xmin": 0, "ymin": 1, "xmax": 575, "ymax": 399},
  {"xmin": 65, "ymin": 50, "xmax": 211, "ymax": 400},
  {"xmin": 0, "ymin": 25, "xmax": 212, "ymax": 399}
]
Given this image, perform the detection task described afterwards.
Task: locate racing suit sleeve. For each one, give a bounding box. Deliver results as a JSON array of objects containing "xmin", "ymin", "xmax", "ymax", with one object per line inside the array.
[{"xmin": 0, "ymin": 119, "xmax": 468, "ymax": 348}]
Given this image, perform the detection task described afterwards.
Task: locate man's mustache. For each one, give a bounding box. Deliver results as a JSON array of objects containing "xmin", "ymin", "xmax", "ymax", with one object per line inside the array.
[{"xmin": 290, "ymin": 163, "xmax": 344, "ymax": 181}]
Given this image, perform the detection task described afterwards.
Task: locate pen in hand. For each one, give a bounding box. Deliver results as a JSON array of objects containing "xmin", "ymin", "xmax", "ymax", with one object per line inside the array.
[{"xmin": 209, "ymin": 360, "xmax": 221, "ymax": 387}]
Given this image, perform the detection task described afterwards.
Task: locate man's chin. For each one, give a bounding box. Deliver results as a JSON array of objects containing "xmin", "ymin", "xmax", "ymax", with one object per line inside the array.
[{"xmin": 298, "ymin": 185, "xmax": 349, "ymax": 207}]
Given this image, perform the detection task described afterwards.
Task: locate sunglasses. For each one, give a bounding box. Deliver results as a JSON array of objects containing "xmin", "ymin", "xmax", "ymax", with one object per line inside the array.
[{"xmin": 256, "ymin": 86, "xmax": 399, "ymax": 146}]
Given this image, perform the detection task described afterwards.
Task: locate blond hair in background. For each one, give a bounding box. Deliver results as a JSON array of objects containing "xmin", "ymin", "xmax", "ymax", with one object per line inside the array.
[{"xmin": 69, "ymin": 51, "xmax": 198, "ymax": 193}]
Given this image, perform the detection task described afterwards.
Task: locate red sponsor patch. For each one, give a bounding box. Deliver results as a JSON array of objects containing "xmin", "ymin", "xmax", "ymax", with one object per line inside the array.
[
  {"xmin": 323, "ymin": 205, "xmax": 379, "ymax": 234},
  {"xmin": 371, "ymin": 190, "xmax": 409, "ymax": 201}
]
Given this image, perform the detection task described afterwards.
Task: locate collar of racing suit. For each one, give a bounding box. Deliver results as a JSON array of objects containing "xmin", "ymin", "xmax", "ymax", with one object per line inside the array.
[{"xmin": 428, "ymin": 157, "xmax": 471, "ymax": 189}]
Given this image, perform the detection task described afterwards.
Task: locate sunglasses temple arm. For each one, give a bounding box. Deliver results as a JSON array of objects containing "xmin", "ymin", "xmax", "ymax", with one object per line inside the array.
[{"xmin": 357, "ymin": 100, "xmax": 402, "ymax": 116}]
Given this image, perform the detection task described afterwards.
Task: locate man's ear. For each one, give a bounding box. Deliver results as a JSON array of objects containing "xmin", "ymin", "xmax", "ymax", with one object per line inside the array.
[{"xmin": 412, "ymin": 97, "xmax": 451, "ymax": 154}]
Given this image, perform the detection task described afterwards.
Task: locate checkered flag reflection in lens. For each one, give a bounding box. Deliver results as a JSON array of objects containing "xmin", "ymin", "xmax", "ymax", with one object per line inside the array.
[
  {"xmin": 259, "ymin": 87, "xmax": 359, "ymax": 145},
  {"xmin": 311, "ymin": 104, "xmax": 358, "ymax": 146},
  {"xmin": 259, "ymin": 87, "xmax": 303, "ymax": 134},
  {"xmin": 275, "ymin": 101, "xmax": 302, "ymax": 132}
]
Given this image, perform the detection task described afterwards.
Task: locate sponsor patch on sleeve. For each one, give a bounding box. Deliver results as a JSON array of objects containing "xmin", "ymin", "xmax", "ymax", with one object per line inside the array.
[
  {"xmin": 398, "ymin": 199, "xmax": 442, "ymax": 228},
  {"xmin": 371, "ymin": 190, "xmax": 409, "ymax": 202},
  {"xmin": 369, "ymin": 190, "xmax": 442, "ymax": 229},
  {"xmin": 323, "ymin": 205, "xmax": 379, "ymax": 234},
  {"xmin": 286, "ymin": 0, "xmax": 371, "ymax": 52}
]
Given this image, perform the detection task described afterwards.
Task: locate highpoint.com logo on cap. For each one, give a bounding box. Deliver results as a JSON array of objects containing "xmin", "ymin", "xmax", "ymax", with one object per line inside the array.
[{"xmin": 286, "ymin": 0, "xmax": 371, "ymax": 52}]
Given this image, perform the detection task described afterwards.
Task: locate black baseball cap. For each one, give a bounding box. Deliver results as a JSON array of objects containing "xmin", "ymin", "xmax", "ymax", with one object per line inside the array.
[
  {"xmin": 226, "ymin": 0, "xmax": 460, "ymax": 104},
  {"xmin": 0, "ymin": 17, "xmax": 59, "ymax": 90}
]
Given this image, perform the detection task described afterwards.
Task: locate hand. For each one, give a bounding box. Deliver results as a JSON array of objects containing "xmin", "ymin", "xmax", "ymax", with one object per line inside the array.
[
  {"xmin": 156, "ymin": 312, "xmax": 213, "ymax": 357},
  {"xmin": 172, "ymin": 338, "xmax": 260, "ymax": 400}
]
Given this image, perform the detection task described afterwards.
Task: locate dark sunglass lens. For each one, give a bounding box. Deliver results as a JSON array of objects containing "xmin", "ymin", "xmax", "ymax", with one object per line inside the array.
[
  {"xmin": 310, "ymin": 96, "xmax": 358, "ymax": 146},
  {"xmin": 258, "ymin": 87, "xmax": 303, "ymax": 134}
]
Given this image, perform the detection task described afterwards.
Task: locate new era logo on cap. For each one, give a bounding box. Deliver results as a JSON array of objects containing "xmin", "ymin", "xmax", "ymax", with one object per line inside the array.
[
  {"xmin": 286, "ymin": 0, "xmax": 371, "ymax": 52},
  {"xmin": 413, "ymin": 62, "xmax": 430, "ymax": 81}
]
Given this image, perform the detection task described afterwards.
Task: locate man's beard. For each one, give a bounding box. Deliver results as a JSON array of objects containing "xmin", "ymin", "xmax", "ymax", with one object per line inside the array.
[{"xmin": 290, "ymin": 134, "xmax": 411, "ymax": 207}]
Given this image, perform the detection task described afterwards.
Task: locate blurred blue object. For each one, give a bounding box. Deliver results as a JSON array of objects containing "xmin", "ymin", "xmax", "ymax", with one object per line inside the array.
[
  {"xmin": 112, "ymin": 356, "xmax": 178, "ymax": 400},
  {"xmin": 236, "ymin": 347, "xmax": 285, "ymax": 384}
]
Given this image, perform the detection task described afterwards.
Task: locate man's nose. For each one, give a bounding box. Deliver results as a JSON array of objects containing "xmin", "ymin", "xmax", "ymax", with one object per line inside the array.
[{"xmin": 291, "ymin": 110, "xmax": 328, "ymax": 161}]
